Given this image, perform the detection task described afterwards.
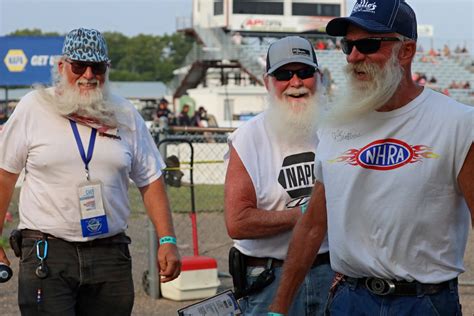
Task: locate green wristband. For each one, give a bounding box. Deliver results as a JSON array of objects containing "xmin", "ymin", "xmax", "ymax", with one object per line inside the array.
[
  {"xmin": 159, "ymin": 236, "xmax": 177, "ymax": 245},
  {"xmin": 268, "ymin": 313, "xmax": 285, "ymax": 316},
  {"xmin": 300, "ymin": 203, "xmax": 308, "ymax": 214}
]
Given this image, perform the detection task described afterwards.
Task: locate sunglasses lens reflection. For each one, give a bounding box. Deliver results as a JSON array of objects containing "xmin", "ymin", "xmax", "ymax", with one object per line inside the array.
[
  {"xmin": 69, "ymin": 61, "xmax": 108, "ymax": 75},
  {"xmin": 273, "ymin": 67, "xmax": 315, "ymax": 81}
]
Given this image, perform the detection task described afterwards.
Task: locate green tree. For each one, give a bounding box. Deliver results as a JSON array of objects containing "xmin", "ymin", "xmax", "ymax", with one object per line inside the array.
[
  {"xmin": 6, "ymin": 28, "xmax": 193, "ymax": 82},
  {"xmin": 8, "ymin": 29, "xmax": 61, "ymax": 36}
]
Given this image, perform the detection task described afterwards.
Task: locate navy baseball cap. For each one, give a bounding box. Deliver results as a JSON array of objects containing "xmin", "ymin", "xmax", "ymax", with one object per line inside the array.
[{"xmin": 326, "ymin": 0, "xmax": 417, "ymax": 40}]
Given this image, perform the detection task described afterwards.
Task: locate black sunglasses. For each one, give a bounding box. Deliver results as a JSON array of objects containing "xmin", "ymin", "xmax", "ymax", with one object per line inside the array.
[
  {"xmin": 341, "ymin": 37, "xmax": 401, "ymax": 55},
  {"xmin": 65, "ymin": 59, "xmax": 109, "ymax": 75},
  {"xmin": 270, "ymin": 67, "xmax": 316, "ymax": 81}
]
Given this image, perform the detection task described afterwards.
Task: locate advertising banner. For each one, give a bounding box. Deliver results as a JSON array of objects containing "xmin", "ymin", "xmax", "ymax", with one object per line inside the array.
[{"xmin": 0, "ymin": 36, "xmax": 64, "ymax": 87}]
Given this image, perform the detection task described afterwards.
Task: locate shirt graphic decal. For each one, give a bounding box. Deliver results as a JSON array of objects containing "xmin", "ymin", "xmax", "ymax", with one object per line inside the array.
[
  {"xmin": 329, "ymin": 138, "xmax": 439, "ymax": 170},
  {"xmin": 278, "ymin": 152, "xmax": 315, "ymax": 208}
]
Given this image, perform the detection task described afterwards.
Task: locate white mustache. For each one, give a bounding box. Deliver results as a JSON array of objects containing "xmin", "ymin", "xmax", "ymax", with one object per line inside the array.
[
  {"xmin": 283, "ymin": 87, "xmax": 310, "ymax": 96},
  {"xmin": 76, "ymin": 78, "xmax": 99, "ymax": 86}
]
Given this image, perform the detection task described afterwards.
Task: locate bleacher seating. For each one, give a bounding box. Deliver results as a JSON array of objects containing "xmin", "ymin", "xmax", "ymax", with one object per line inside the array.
[{"xmin": 240, "ymin": 42, "xmax": 472, "ymax": 105}]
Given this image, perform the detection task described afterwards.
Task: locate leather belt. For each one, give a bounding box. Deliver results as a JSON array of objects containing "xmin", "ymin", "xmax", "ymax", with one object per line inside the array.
[
  {"xmin": 246, "ymin": 252, "xmax": 330, "ymax": 268},
  {"xmin": 344, "ymin": 275, "xmax": 457, "ymax": 296},
  {"xmin": 21, "ymin": 229, "xmax": 131, "ymax": 245}
]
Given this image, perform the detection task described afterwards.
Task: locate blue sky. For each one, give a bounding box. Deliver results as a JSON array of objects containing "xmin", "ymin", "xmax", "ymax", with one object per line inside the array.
[{"xmin": 0, "ymin": 0, "xmax": 472, "ymax": 52}]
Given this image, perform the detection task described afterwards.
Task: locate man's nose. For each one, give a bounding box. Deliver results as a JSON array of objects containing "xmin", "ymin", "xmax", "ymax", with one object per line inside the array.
[
  {"xmin": 346, "ymin": 46, "xmax": 366, "ymax": 64},
  {"xmin": 288, "ymin": 73, "xmax": 303, "ymax": 87},
  {"xmin": 82, "ymin": 66, "xmax": 95, "ymax": 79}
]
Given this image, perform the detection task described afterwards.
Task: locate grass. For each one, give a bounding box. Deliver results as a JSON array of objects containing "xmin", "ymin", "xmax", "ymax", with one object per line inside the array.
[
  {"xmin": 5, "ymin": 183, "xmax": 224, "ymax": 227},
  {"xmin": 129, "ymin": 183, "xmax": 224, "ymax": 214}
]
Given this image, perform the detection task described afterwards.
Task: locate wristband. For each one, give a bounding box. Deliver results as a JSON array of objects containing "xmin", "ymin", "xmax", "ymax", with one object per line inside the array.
[
  {"xmin": 300, "ymin": 203, "xmax": 308, "ymax": 214},
  {"xmin": 268, "ymin": 313, "xmax": 285, "ymax": 316},
  {"xmin": 159, "ymin": 236, "xmax": 177, "ymax": 245}
]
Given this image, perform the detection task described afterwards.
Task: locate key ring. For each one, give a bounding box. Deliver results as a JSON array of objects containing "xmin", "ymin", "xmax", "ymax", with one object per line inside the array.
[{"xmin": 36, "ymin": 240, "xmax": 48, "ymax": 261}]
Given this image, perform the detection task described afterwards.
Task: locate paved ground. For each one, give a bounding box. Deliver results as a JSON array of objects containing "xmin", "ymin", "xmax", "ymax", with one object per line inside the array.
[{"xmin": 1, "ymin": 212, "xmax": 473, "ymax": 315}]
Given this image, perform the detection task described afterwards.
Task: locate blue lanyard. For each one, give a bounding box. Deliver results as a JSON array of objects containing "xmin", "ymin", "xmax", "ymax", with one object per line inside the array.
[{"xmin": 69, "ymin": 120, "xmax": 97, "ymax": 180}]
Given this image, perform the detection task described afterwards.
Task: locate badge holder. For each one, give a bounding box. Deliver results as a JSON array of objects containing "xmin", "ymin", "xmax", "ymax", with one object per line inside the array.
[{"xmin": 78, "ymin": 179, "xmax": 109, "ymax": 237}]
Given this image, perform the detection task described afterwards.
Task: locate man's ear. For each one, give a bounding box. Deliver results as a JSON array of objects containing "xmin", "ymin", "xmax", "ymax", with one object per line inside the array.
[
  {"xmin": 58, "ymin": 59, "xmax": 65, "ymax": 74},
  {"xmin": 399, "ymin": 40, "xmax": 417, "ymax": 66},
  {"xmin": 263, "ymin": 74, "xmax": 271, "ymax": 92}
]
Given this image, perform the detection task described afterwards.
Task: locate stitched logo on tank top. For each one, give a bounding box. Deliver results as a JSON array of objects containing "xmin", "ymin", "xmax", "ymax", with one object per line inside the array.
[
  {"xmin": 329, "ymin": 138, "xmax": 439, "ymax": 170},
  {"xmin": 278, "ymin": 151, "xmax": 315, "ymax": 208}
]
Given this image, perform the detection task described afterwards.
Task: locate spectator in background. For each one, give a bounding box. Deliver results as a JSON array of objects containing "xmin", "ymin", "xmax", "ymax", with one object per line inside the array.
[
  {"xmin": 156, "ymin": 97, "xmax": 176, "ymax": 126},
  {"xmin": 232, "ymin": 32, "xmax": 243, "ymax": 46},
  {"xmin": 315, "ymin": 40, "xmax": 327, "ymax": 50},
  {"xmin": 442, "ymin": 44, "xmax": 451, "ymax": 57},
  {"xmin": 191, "ymin": 106, "xmax": 209, "ymax": 127},
  {"xmin": 178, "ymin": 104, "xmax": 192, "ymax": 126},
  {"xmin": 429, "ymin": 75, "xmax": 438, "ymax": 84},
  {"xmin": 449, "ymin": 80, "xmax": 460, "ymax": 89}
]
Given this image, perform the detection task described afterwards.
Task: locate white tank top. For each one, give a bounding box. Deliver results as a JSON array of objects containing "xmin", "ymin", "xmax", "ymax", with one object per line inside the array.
[{"xmin": 228, "ymin": 113, "xmax": 329, "ymax": 260}]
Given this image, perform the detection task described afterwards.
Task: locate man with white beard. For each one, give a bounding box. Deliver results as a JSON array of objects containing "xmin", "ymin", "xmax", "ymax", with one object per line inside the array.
[
  {"xmin": 0, "ymin": 28, "xmax": 181, "ymax": 315},
  {"xmin": 224, "ymin": 36, "xmax": 333, "ymax": 316},
  {"xmin": 270, "ymin": 1, "xmax": 473, "ymax": 315}
]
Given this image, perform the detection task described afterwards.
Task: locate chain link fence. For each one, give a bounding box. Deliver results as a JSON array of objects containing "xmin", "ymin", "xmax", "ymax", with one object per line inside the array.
[{"xmin": 138, "ymin": 126, "xmax": 237, "ymax": 298}]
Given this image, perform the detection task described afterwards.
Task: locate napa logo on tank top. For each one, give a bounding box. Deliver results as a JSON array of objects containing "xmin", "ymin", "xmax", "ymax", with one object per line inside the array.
[
  {"xmin": 278, "ymin": 151, "xmax": 315, "ymax": 208},
  {"xmin": 330, "ymin": 138, "xmax": 439, "ymax": 170}
]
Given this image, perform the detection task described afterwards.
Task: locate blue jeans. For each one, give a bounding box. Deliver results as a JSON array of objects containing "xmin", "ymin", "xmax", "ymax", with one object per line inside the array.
[
  {"xmin": 18, "ymin": 236, "xmax": 134, "ymax": 316},
  {"xmin": 240, "ymin": 262, "xmax": 334, "ymax": 316},
  {"xmin": 327, "ymin": 279, "xmax": 462, "ymax": 316}
]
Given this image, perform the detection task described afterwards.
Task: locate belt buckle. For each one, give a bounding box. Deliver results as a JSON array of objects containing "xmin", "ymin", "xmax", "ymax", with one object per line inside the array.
[{"xmin": 365, "ymin": 277, "xmax": 395, "ymax": 296}]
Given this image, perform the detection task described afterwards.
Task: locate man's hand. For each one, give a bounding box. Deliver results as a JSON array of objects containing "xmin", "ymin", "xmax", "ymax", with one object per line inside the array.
[
  {"xmin": 157, "ymin": 244, "xmax": 181, "ymax": 283},
  {"xmin": 0, "ymin": 247, "xmax": 11, "ymax": 266}
]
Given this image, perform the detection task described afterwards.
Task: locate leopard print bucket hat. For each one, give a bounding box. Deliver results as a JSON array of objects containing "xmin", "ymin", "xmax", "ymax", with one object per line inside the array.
[{"xmin": 62, "ymin": 28, "xmax": 109, "ymax": 62}]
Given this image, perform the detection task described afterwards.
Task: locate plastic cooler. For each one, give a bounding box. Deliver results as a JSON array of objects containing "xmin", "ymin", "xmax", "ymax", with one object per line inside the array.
[{"xmin": 161, "ymin": 255, "xmax": 221, "ymax": 301}]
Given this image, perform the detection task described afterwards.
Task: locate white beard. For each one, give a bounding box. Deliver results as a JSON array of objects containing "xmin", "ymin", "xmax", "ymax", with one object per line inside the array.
[
  {"xmin": 37, "ymin": 69, "xmax": 119, "ymax": 128},
  {"xmin": 325, "ymin": 47, "xmax": 404, "ymax": 125},
  {"xmin": 265, "ymin": 77, "xmax": 323, "ymax": 144}
]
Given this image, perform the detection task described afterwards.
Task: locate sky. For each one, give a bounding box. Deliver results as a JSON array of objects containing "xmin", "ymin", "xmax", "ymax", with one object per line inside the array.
[{"xmin": 0, "ymin": 0, "xmax": 472, "ymax": 52}]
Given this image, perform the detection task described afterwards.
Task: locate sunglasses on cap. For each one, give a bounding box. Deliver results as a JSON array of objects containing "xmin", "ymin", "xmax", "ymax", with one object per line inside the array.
[
  {"xmin": 270, "ymin": 67, "xmax": 316, "ymax": 81},
  {"xmin": 341, "ymin": 37, "xmax": 401, "ymax": 55},
  {"xmin": 65, "ymin": 59, "xmax": 109, "ymax": 75}
]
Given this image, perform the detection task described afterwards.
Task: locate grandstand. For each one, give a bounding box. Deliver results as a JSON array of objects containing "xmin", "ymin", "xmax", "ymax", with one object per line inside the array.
[{"xmin": 170, "ymin": 0, "xmax": 473, "ymax": 126}]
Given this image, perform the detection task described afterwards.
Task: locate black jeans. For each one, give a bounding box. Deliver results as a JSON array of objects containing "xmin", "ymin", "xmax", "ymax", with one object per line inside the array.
[{"xmin": 18, "ymin": 236, "xmax": 134, "ymax": 316}]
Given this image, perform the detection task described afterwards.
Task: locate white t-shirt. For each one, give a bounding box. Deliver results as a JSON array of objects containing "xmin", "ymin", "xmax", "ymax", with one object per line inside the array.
[
  {"xmin": 0, "ymin": 89, "xmax": 165, "ymax": 241},
  {"xmin": 228, "ymin": 113, "xmax": 329, "ymax": 260},
  {"xmin": 315, "ymin": 88, "xmax": 473, "ymax": 283}
]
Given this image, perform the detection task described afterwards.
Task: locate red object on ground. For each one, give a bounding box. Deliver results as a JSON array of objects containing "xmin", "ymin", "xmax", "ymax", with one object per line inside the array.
[{"xmin": 181, "ymin": 256, "xmax": 218, "ymax": 271}]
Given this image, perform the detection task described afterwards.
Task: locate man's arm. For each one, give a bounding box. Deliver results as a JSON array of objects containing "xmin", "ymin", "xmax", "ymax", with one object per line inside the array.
[
  {"xmin": 458, "ymin": 143, "xmax": 474, "ymax": 226},
  {"xmin": 269, "ymin": 181, "xmax": 328, "ymax": 314},
  {"xmin": 224, "ymin": 145, "xmax": 301, "ymax": 239},
  {"xmin": 0, "ymin": 168, "xmax": 20, "ymax": 266},
  {"xmin": 139, "ymin": 177, "xmax": 181, "ymax": 282}
]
